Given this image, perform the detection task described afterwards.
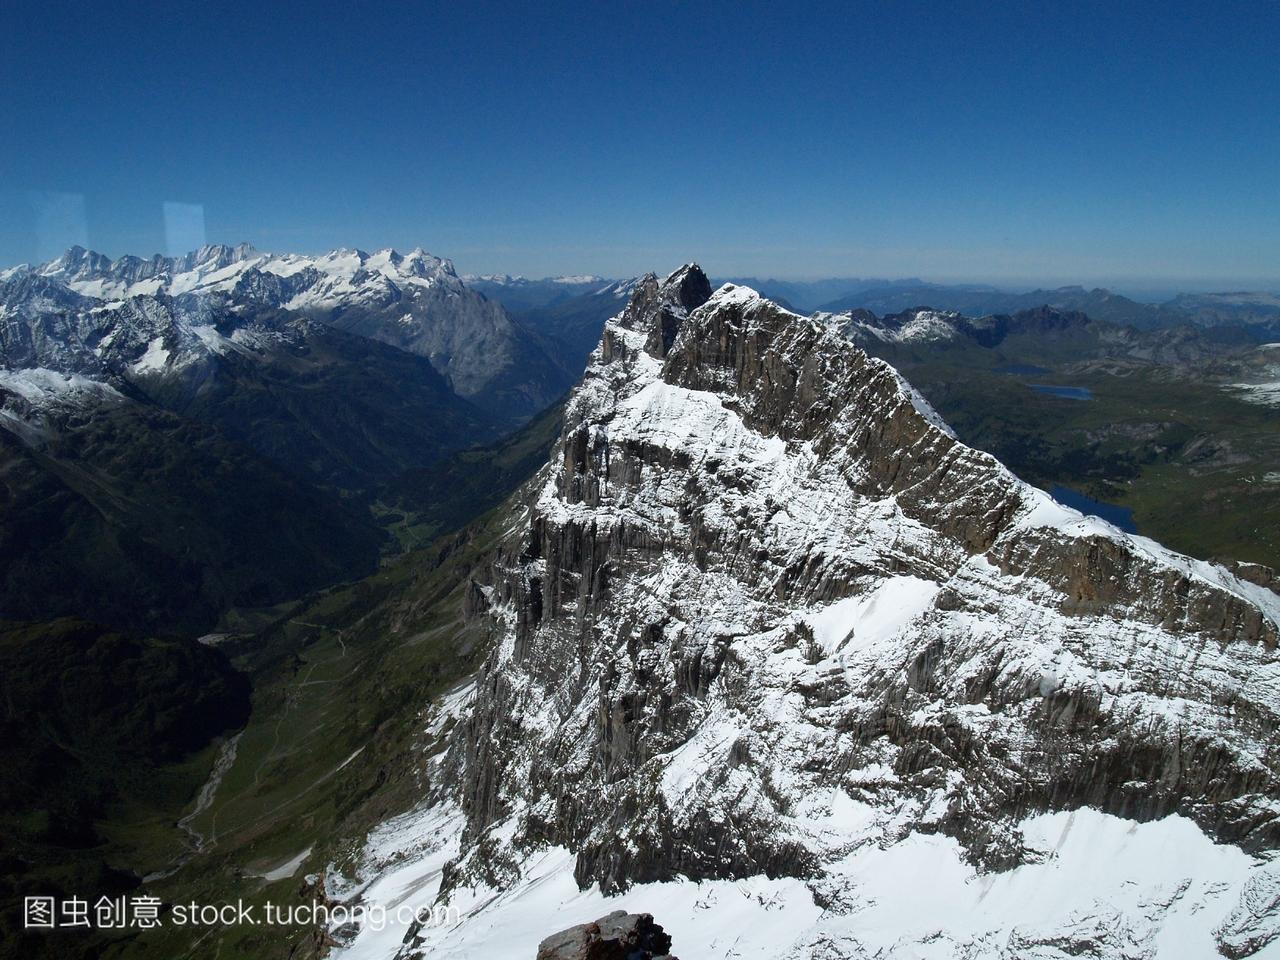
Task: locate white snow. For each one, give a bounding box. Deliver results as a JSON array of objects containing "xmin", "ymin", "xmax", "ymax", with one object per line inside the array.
[
  {"xmin": 330, "ymin": 807, "xmax": 1275, "ymax": 960},
  {"xmin": 1231, "ymin": 380, "xmax": 1280, "ymax": 406},
  {"xmin": 805, "ymin": 576, "xmax": 941, "ymax": 654},
  {"xmin": 254, "ymin": 847, "xmax": 313, "ymax": 883},
  {"xmin": 708, "ymin": 281, "xmax": 782, "ymax": 311},
  {"xmin": 0, "ymin": 367, "xmax": 122, "ymax": 403},
  {"xmin": 835, "ymin": 309, "xmax": 964, "ymax": 345},
  {"xmin": 30, "ymin": 243, "xmax": 465, "ymax": 308},
  {"xmin": 426, "ymin": 681, "xmax": 476, "ymax": 738},
  {"xmin": 130, "ymin": 336, "xmax": 170, "ymax": 374},
  {"xmin": 596, "ymin": 277, "xmax": 640, "ymax": 298},
  {"xmin": 190, "ymin": 324, "xmax": 235, "ymax": 354},
  {"xmin": 893, "ymin": 369, "xmax": 958, "ymax": 437}
]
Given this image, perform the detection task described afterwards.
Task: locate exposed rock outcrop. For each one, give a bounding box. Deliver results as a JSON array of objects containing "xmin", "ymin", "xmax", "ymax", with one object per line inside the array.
[{"xmin": 535, "ymin": 911, "xmax": 676, "ymax": 960}]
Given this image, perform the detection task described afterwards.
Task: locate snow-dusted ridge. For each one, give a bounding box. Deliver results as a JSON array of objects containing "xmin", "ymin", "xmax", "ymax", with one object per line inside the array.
[
  {"xmin": 331, "ymin": 267, "xmax": 1280, "ymax": 960},
  {"xmin": 0, "ymin": 279, "xmax": 297, "ymax": 424},
  {"xmin": 29, "ymin": 242, "xmax": 464, "ymax": 304},
  {"xmin": 822, "ymin": 306, "xmax": 967, "ymax": 344},
  {"xmin": 2, "ymin": 242, "xmax": 573, "ymax": 416}
]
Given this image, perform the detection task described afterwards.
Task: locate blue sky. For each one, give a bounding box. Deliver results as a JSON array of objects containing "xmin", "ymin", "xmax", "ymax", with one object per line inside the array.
[{"xmin": 2, "ymin": 0, "xmax": 1277, "ymax": 288}]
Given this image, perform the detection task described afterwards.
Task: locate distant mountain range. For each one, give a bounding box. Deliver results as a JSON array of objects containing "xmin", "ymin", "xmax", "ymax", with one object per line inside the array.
[
  {"xmin": 826, "ymin": 302, "xmax": 1248, "ymax": 362},
  {"xmin": 461, "ymin": 273, "xmax": 610, "ymax": 313},
  {"xmin": 0, "ymin": 243, "xmax": 580, "ymax": 633},
  {"xmin": 11, "ymin": 243, "xmax": 573, "ymax": 419}
]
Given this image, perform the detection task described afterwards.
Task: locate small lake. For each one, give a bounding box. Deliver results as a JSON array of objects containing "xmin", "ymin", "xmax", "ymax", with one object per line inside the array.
[
  {"xmin": 1030, "ymin": 384, "xmax": 1093, "ymax": 400},
  {"xmin": 1049, "ymin": 484, "xmax": 1138, "ymax": 533}
]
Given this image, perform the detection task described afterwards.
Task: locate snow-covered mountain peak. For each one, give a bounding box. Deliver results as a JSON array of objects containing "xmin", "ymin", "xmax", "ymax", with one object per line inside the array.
[
  {"xmin": 372, "ymin": 246, "xmax": 459, "ymax": 282},
  {"xmin": 703, "ymin": 280, "xmax": 775, "ymax": 311},
  {"xmin": 25, "ymin": 242, "xmax": 467, "ymax": 303},
  {"xmin": 41, "ymin": 244, "xmax": 112, "ymax": 279},
  {"xmin": 332, "ymin": 268, "xmax": 1280, "ymax": 960},
  {"xmin": 185, "ymin": 242, "xmax": 257, "ymax": 270},
  {"xmin": 2, "ymin": 241, "xmax": 571, "ymax": 418}
]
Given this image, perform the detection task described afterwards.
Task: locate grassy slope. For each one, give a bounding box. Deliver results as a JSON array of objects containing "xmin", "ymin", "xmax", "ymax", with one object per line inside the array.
[{"xmin": 87, "ymin": 498, "xmax": 519, "ymax": 960}]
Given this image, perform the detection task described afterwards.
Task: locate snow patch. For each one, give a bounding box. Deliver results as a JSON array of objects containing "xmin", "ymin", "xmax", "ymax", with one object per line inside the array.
[
  {"xmin": 0, "ymin": 367, "xmax": 122, "ymax": 403},
  {"xmin": 131, "ymin": 336, "xmax": 170, "ymax": 373},
  {"xmin": 254, "ymin": 847, "xmax": 312, "ymax": 883},
  {"xmin": 805, "ymin": 576, "xmax": 941, "ymax": 654},
  {"xmin": 1231, "ymin": 380, "xmax": 1280, "ymax": 406}
]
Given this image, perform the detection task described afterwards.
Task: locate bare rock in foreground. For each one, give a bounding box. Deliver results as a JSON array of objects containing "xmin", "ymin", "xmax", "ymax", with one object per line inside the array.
[{"xmin": 535, "ymin": 910, "xmax": 676, "ymax": 960}]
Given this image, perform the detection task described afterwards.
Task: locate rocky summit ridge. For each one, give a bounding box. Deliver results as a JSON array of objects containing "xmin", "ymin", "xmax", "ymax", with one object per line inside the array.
[{"xmin": 331, "ymin": 265, "xmax": 1280, "ymax": 960}]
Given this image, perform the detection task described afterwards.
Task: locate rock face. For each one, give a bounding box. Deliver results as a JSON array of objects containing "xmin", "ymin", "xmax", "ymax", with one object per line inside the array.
[
  {"xmin": 333, "ymin": 267, "xmax": 1280, "ymax": 960},
  {"xmin": 535, "ymin": 911, "xmax": 675, "ymax": 960}
]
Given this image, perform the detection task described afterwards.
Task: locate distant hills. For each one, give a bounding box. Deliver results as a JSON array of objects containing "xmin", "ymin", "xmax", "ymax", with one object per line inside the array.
[{"xmin": 815, "ymin": 283, "xmax": 1280, "ymax": 339}]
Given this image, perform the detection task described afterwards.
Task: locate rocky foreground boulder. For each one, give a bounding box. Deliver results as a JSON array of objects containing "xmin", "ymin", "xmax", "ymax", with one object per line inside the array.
[{"xmin": 535, "ymin": 910, "xmax": 676, "ymax": 960}]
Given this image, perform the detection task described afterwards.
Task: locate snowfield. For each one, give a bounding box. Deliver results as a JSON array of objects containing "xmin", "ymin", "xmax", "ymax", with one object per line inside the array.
[{"xmin": 332, "ymin": 802, "xmax": 1280, "ymax": 959}]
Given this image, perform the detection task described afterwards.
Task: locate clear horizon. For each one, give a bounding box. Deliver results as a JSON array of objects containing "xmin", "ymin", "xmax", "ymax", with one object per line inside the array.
[
  {"xmin": 8, "ymin": 239, "xmax": 1275, "ymax": 301},
  {"xmin": 3, "ymin": 0, "xmax": 1277, "ymax": 290}
]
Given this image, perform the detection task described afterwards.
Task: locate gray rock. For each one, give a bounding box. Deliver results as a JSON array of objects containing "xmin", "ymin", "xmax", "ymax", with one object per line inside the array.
[{"xmin": 535, "ymin": 910, "xmax": 675, "ymax": 960}]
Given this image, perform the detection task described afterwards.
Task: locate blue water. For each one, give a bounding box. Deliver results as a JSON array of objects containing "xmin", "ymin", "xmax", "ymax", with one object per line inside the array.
[
  {"xmin": 1030, "ymin": 384, "xmax": 1093, "ymax": 400},
  {"xmin": 1049, "ymin": 484, "xmax": 1138, "ymax": 533}
]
